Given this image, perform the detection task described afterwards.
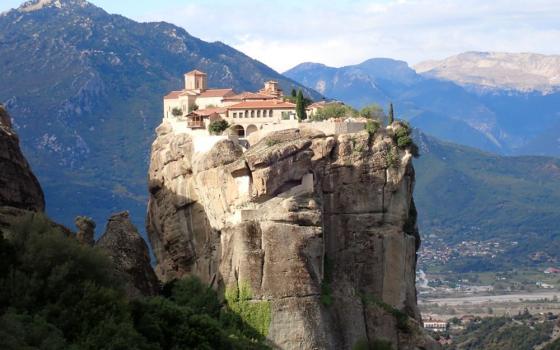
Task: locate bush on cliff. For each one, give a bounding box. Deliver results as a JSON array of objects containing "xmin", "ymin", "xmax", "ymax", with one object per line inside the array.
[
  {"xmin": 0, "ymin": 213, "xmax": 270, "ymax": 350},
  {"xmin": 208, "ymin": 119, "xmax": 230, "ymax": 135}
]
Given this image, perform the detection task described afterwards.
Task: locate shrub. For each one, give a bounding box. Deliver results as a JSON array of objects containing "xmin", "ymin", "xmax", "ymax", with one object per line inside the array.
[
  {"xmin": 365, "ymin": 119, "xmax": 380, "ymax": 136},
  {"xmin": 224, "ymin": 283, "xmax": 271, "ymax": 338},
  {"xmin": 208, "ymin": 119, "xmax": 229, "ymax": 135},
  {"xmin": 171, "ymin": 107, "xmax": 183, "ymax": 117},
  {"xmin": 394, "ymin": 123, "xmax": 419, "ymax": 158}
]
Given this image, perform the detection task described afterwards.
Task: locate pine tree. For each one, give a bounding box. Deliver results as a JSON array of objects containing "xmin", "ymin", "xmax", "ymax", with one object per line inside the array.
[
  {"xmin": 296, "ymin": 89, "xmax": 307, "ymax": 121},
  {"xmin": 388, "ymin": 102, "xmax": 394, "ymax": 125}
]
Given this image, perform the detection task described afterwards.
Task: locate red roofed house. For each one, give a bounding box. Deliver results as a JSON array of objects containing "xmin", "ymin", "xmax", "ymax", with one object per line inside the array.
[{"xmin": 163, "ymin": 69, "xmax": 297, "ymax": 137}]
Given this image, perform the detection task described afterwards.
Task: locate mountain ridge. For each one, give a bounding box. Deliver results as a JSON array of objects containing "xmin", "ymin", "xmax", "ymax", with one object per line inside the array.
[
  {"xmin": 414, "ymin": 51, "xmax": 560, "ymax": 94},
  {"xmin": 0, "ymin": 0, "xmax": 321, "ymax": 230}
]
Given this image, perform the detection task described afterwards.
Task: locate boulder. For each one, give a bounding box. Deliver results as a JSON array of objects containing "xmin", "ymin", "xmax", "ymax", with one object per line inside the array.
[{"xmin": 96, "ymin": 211, "xmax": 159, "ymax": 297}]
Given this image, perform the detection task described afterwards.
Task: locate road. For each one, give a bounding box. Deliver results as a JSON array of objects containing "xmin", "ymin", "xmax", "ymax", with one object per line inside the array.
[{"xmin": 420, "ymin": 291, "xmax": 560, "ymax": 306}]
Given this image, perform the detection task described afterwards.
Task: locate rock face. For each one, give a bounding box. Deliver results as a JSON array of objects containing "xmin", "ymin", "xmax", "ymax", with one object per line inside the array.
[
  {"xmin": 96, "ymin": 211, "xmax": 159, "ymax": 298},
  {"xmin": 75, "ymin": 216, "xmax": 95, "ymax": 246},
  {"xmin": 147, "ymin": 124, "xmax": 438, "ymax": 349},
  {"xmin": 0, "ymin": 105, "xmax": 45, "ymax": 212}
]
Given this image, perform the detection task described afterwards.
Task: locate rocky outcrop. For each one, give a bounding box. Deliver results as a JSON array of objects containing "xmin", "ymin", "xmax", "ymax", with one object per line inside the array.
[
  {"xmin": 96, "ymin": 211, "xmax": 159, "ymax": 298},
  {"xmin": 0, "ymin": 105, "xmax": 45, "ymax": 212},
  {"xmin": 147, "ymin": 123, "xmax": 438, "ymax": 349},
  {"xmin": 75, "ymin": 216, "xmax": 95, "ymax": 246}
]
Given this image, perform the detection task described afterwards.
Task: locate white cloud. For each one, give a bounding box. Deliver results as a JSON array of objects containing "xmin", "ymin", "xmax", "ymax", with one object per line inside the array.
[{"xmin": 137, "ymin": 0, "xmax": 560, "ymax": 72}]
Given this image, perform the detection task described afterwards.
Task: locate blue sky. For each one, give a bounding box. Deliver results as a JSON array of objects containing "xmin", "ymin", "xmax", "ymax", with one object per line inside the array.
[{"xmin": 2, "ymin": 0, "xmax": 560, "ymax": 71}]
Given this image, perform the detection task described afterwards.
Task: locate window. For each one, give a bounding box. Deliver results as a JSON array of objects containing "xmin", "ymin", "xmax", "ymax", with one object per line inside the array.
[
  {"xmin": 251, "ymin": 110, "xmax": 255, "ymax": 118},
  {"xmin": 269, "ymin": 109, "xmax": 273, "ymax": 117},
  {"xmin": 257, "ymin": 110, "xmax": 261, "ymax": 118},
  {"xmin": 245, "ymin": 110, "xmax": 249, "ymax": 118},
  {"xmin": 233, "ymin": 112, "xmax": 237, "ymax": 118}
]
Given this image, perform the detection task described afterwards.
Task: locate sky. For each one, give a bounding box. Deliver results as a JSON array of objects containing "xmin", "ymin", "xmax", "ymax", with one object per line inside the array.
[{"xmin": 2, "ymin": 0, "xmax": 560, "ymax": 72}]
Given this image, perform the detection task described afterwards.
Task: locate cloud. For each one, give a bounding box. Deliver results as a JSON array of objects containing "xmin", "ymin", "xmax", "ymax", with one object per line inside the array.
[{"xmin": 137, "ymin": 0, "xmax": 560, "ymax": 72}]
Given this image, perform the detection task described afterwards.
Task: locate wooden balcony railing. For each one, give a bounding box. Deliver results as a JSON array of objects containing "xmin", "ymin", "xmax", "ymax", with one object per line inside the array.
[{"xmin": 187, "ymin": 121, "xmax": 204, "ymax": 128}]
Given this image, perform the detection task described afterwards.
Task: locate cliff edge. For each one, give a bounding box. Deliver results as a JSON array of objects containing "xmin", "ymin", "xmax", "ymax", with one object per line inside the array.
[
  {"xmin": 147, "ymin": 123, "xmax": 437, "ymax": 349},
  {"xmin": 0, "ymin": 105, "xmax": 44, "ymax": 212}
]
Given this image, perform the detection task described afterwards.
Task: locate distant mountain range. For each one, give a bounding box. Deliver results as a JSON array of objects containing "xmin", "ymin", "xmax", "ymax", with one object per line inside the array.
[
  {"xmin": 0, "ymin": 0, "xmax": 320, "ymax": 230},
  {"xmin": 415, "ymin": 51, "xmax": 560, "ymax": 94},
  {"xmin": 284, "ymin": 54, "xmax": 560, "ymax": 157}
]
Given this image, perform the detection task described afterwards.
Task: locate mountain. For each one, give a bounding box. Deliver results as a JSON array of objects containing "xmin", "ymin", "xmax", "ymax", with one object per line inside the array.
[
  {"xmin": 414, "ymin": 51, "xmax": 560, "ymax": 94},
  {"xmin": 0, "ymin": 0, "xmax": 321, "ymax": 231},
  {"xmin": 414, "ymin": 131, "xmax": 560, "ymax": 271},
  {"xmin": 284, "ymin": 56, "xmax": 560, "ymax": 157}
]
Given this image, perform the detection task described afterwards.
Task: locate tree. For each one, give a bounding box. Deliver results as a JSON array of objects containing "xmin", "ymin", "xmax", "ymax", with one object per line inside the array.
[
  {"xmin": 360, "ymin": 103, "xmax": 385, "ymax": 121},
  {"xmin": 296, "ymin": 89, "xmax": 307, "ymax": 122},
  {"xmin": 188, "ymin": 104, "xmax": 199, "ymax": 113},
  {"xmin": 388, "ymin": 103, "xmax": 394, "ymax": 124},
  {"xmin": 208, "ymin": 119, "xmax": 229, "ymax": 135},
  {"xmin": 291, "ymin": 88, "xmax": 297, "ymax": 98},
  {"xmin": 171, "ymin": 107, "xmax": 183, "ymax": 117}
]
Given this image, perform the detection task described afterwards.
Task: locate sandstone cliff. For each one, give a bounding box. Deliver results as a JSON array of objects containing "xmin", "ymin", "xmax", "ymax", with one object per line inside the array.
[
  {"xmin": 0, "ymin": 105, "xmax": 45, "ymax": 212},
  {"xmin": 147, "ymin": 123, "xmax": 437, "ymax": 349}
]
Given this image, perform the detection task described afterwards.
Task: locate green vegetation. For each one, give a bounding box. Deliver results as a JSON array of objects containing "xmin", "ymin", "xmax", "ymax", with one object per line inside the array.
[
  {"xmin": 361, "ymin": 293, "xmax": 410, "ymax": 333},
  {"xmin": 385, "ymin": 146, "xmax": 399, "ymax": 168},
  {"xmin": 394, "ymin": 122, "xmax": 419, "ymax": 157},
  {"xmin": 353, "ymin": 338, "xmax": 394, "ymax": 350},
  {"xmin": 0, "ymin": 213, "xmax": 269, "ymax": 350},
  {"xmin": 295, "ymin": 89, "xmax": 307, "ymax": 121},
  {"xmin": 171, "ymin": 107, "xmax": 183, "ymax": 117},
  {"xmin": 208, "ymin": 119, "xmax": 229, "ymax": 135},
  {"xmin": 365, "ymin": 119, "xmax": 380, "ymax": 136},
  {"xmin": 188, "ymin": 103, "xmax": 199, "ymax": 113},
  {"xmin": 320, "ymin": 256, "xmax": 333, "ymax": 306},
  {"xmin": 360, "ymin": 103, "xmax": 385, "ymax": 122},
  {"xmin": 414, "ymin": 132, "xmax": 560, "ymax": 273},
  {"xmin": 312, "ymin": 103, "xmax": 358, "ymax": 121},
  {"xmin": 447, "ymin": 316, "xmax": 554, "ymax": 350},
  {"xmin": 387, "ymin": 103, "xmax": 394, "ymax": 124},
  {"xmin": 224, "ymin": 283, "xmax": 272, "ymax": 338},
  {"xmin": 265, "ymin": 139, "xmax": 280, "ymax": 147}
]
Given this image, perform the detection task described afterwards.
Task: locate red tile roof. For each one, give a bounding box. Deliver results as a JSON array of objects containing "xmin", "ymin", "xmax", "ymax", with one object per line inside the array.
[
  {"xmin": 198, "ymin": 88, "xmax": 235, "ymax": 98},
  {"xmin": 193, "ymin": 107, "xmax": 228, "ymax": 116},
  {"xmin": 227, "ymin": 100, "xmax": 296, "ymax": 109},
  {"xmin": 224, "ymin": 92, "xmax": 276, "ymax": 101},
  {"xmin": 164, "ymin": 90, "xmax": 183, "ymax": 99}
]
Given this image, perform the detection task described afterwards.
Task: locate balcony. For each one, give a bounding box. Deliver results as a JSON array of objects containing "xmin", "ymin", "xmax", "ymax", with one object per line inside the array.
[{"xmin": 187, "ymin": 120, "xmax": 205, "ymax": 128}]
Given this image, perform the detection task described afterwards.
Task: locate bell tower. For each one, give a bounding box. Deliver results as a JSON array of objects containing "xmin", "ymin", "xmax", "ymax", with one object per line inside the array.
[{"xmin": 184, "ymin": 70, "xmax": 208, "ymax": 92}]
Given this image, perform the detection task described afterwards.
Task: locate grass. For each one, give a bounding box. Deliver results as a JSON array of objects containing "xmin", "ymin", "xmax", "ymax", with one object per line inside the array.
[{"xmin": 225, "ymin": 283, "xmax": 272, "ymax": 337}]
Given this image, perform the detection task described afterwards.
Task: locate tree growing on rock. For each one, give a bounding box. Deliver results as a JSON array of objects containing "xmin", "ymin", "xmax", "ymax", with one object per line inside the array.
[
  {"xmin": 296, "ymin": 89, "xmax": 307, "ymax": 122},
  {"xmin": 208, "ymin": 119, "xmax": 230, "ymax": 135},
  {"xmin": 388, "ymin": 103, "xmax": 394, "ymax": 124}
]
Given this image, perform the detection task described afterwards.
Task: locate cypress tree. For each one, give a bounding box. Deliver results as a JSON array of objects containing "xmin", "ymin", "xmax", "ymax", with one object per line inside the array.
[
  {"xmin": 388, "ymin": 102, "xmax": 394, "ymax": 125},
  {"xmin": 296, "ymin": 89, "xmax": 307, "ymax": 121},
  {"xmin": 291, "ymin": 88, "xmax": 297, "ymax": 98}
]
